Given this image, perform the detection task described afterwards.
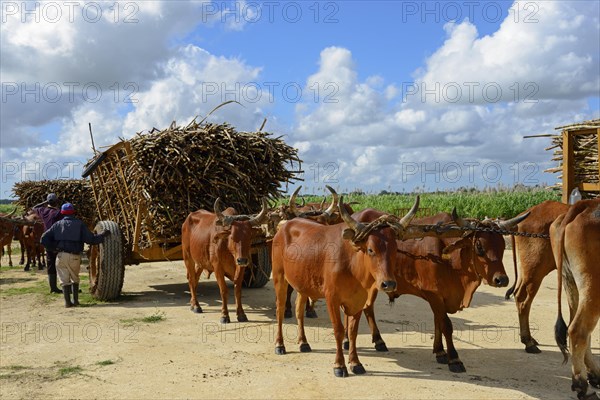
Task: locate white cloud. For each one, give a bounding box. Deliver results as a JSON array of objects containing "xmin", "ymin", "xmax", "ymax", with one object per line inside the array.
[
  {"xmin": 5, "ymin": 12, "xmax": 76, "ymax": 56},
  {"xmin": 384, "ymin": 85, "xmax": 399, "ymax": 100},
  {"xmin": 122, "ymin": 45, "xmax": 267, "ymax": 134},
  {"xmin": 393, "ymin": 109, "xmax": 426, "ymax": 131},
  {"xmin": 0, "ymin": 1, "xmax": 211, "ymax": 149},
  {"xmin": 296, "ymin": 46, "xmax": 389, "ymax": 141},
  {"xmin": 2, "ymin": 0, "xmax": 598, "ymax": 198},
  {"xmin": 291, "ymin": 1, "xmax": 599, "ymax": 192},
  {"xmin": 415, "ymin": 1, "xmax": 599, "ymax": 104},
  {"xmin": 0, "ymin": 1, "xmax": 274, "ymax": 197}
]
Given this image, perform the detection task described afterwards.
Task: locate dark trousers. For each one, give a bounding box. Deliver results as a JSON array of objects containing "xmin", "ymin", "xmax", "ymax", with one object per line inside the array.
[{"xmin": 46, "ymin": 250, "xmax": 58, "ymax": 275}]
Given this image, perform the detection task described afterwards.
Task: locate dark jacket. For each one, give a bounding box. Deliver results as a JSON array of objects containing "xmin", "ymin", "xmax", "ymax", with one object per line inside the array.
[
  {"xmin": 41, "ymin": 216, "xmax": 104, "ymax": 254},
  {"xmin": 34, "ymin": 205, "xmax": 63, "ymax": 230}
]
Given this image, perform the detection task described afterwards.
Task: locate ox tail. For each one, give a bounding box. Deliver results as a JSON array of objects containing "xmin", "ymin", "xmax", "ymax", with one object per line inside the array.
[
  {"xmin": 555, "ymin": 314, "xmax": 569, "ymax": 365},
  {"xmin": 504, "ymin": 235, "xmax": 518, "ymax": 300},
  {"xmin": 553, "ymin": 222, "xmax": 569, "ymax": 365}
]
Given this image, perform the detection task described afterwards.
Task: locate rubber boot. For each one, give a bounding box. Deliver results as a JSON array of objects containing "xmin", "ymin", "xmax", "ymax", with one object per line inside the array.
[
  {"xmin": 72, "ymin": 283, "xmax": 80, "ymax": 306},
  {"xmin": 63, "ymin": 285, "xmax": 73, "ymax": 308},
  {"xmin": 49, "ymin": 274, "xmax": 62, "ymax": 294}
]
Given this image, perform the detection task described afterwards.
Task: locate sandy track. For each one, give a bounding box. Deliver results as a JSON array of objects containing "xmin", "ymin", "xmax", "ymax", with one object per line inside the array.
[{"xmin": 1, "ymin": 252, "xmax": 598, "ymax": 400}]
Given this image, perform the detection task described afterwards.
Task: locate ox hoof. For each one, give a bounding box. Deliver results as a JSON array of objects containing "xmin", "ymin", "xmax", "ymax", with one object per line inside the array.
[
  {"xmin": 220, "ymin": 316, "xmax": 231, "ymax": 324},
  {"xmin": 333, "ymin": 367, "xmax": 349, "ymax": 378},
  {"xmin": 275, "ymin": 346, "xmax": 286, "ymax": 355},
  {"xmin": 305, "ymin": 309, "xmax": 318, "ymax": 319},
  {"xmin": 525, "ymin": 344, "xmax": 541, "ymax": 354},
  {"xmin": 23, "ymin": 266, "xmax": 30, "ymax": 272},
  {"xmin": 588, "ymin": 373, "xmax": 600, "ymax": 389},
  {"xmin": 237, "ymin": 314, "xmax": 248, "ymax": 323},
  {"xmin": 299, "ymin": 343, "xmax": 312, "ymax": 353},
  {"xmin": 375, "ymin": 342, "xmax": 388, "ymax": 352},
  {"xmin": 351, "ymin": 364, "xmax": 366, "ymax": 375},
  {"xmin": 191, "ymin": 306, "xmax": 203, "ymax": 314},
  {"xmin": 436, "ymin": 353, "xmax": 449, "ymax": 364},
  {"xmin": 343, "ymin": 340, "xmax": 349, "ymax": 351},
  {"xmin": 448, "ymin": 361, "xmax": 466, "ymax": 373},
  {"xmin": 284, "ymin": 309, "xmax": 292, "ymax": 319}
]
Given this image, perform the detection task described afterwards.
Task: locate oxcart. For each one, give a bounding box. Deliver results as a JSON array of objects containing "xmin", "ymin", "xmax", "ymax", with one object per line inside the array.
[
  {"xmin": 82, "ymin": 141, "xmax": 273, "ymax": 301},
  {"xmin": 80, "ymin": 119, "xmax": 301, "ymax": 301}
]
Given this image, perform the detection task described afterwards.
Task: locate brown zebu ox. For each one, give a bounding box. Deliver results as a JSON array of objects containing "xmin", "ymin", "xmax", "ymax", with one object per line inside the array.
[
  {"xmin": 22, "ymin": 211, "xmax": 46, "ymax": 271},
  {"xmin": 13, "ymin": 224, "xmax": 26, "ymax": 266},
  {"xmin": 0, "ymin": 209, "xmax": 18, "ymax": 266},
  {"xmin": 0, "ymin": 211, "xmax": 36, "ymax": 267},
  {"xmin": 348, "ymin": 208, "xmax": 527, "ymax": 373},
  {"xmin": 552, "ymin": 199, "xmax": 600, "ymax": 400},
  {"xmin": 504, "ymin": 200, "xmax": 570, "ymax": 353},
  {"xmin": 271, "ymin": 197, "xmax": 423, "ymax": 377},
  {"xmin": 182, "ymin": 198, "xmax": 268, "ymax": 323},
  {"xmin": 282, "ymin": 186, "xmax": 356, "ymax": 319}
]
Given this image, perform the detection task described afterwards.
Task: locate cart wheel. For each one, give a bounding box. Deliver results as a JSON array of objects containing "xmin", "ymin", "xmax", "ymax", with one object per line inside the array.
[
  {"xmin": 243, "ymin": 243, "xmax": 272, "ymax": 288},
  {"xmin": 88, "ymin": 221, "xmax": 125, "ymax": 300}
]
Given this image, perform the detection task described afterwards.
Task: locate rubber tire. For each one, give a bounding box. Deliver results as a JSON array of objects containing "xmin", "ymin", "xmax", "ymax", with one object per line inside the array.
[
  {"xmin": 89, "ymin": 221, "xmax": 125, "ymax": 300},
  {"xmin": 242, "ymin": 244, "xmax": 271, "ymax": 288}
]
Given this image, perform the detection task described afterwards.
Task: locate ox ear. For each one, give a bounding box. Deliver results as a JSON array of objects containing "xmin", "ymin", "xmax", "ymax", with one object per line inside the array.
[
  {"xmin": 442, "ymin": 237, "xmax": 471, "ymax": 266},
  {"xmin": 342, "ymin": 228, "xmax": 356, "ymax": 241},
  {"xmin": 212, "ymin": 230, "xmax": 230, "ymax": 243}
]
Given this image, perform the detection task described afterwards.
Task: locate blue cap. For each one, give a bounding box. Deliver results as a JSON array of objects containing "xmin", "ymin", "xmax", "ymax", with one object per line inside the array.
[{"xmin": 61, "ymin": 203, "xmax": 75, "ymax": 215}]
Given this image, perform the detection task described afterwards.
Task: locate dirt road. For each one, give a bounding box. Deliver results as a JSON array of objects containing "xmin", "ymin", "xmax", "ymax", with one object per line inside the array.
[{"xmin": 1, "ymin": 252, "xmax": 597, "ymax": 399}]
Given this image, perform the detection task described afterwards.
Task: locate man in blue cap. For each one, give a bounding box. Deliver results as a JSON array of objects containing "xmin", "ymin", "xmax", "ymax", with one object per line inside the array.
[
  {"xmin": 41, "ymin": 203, "xmax": 110, "ymax": 308},
  {"xmin": 33, "ymin": 193, "xmax": 63, "ymax": 293}
]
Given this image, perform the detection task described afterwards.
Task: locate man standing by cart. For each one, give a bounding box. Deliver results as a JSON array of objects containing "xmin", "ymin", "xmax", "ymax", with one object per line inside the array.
[
  {"xmin": 32, "ymin": 193, "xmax": 63, "ymax": 293},
  {"xmin": 41, "ymin": 203, "xmax": 110, "ymax": 308}
]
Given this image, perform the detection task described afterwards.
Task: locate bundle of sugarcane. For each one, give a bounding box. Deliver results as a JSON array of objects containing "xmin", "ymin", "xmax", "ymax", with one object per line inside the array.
[
  {"xmin": 83, "ymin": 118, "xmax": 302, "ymax": 248},
  {"xmin": 12, "ymin": 179, "xmax": 97, "ymax": 228},
  {"xmin": 543, "ymin": 119, "xmax": 599, "ymax": 197}
]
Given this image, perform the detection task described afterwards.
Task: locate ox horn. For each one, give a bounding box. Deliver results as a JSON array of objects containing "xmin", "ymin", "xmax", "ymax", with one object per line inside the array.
[
  {"xmin": 451, "ymin": 207, "xmax": 467, "ymax": 227},
  {"xmin": 249, "ymin": 198, "xmax": 270, "ymax": 226},
  {"xmin": 289, "ymin": 186, "xmax": 303, "ymax": 217},
  {"xmin": 497, "ymin": 211, "xmax": 530, "ymax": 230},
  {"xmin": 0, "ymin": 215, "xmax": 34, "ymax": 226},
  {"xmin": 398, "ymin": 196, "xmax": 420, "ymax": 228},
  {"xmin": 318, "ymin": 197, "xmax": 325, "ymax": 211},
  {"xmin": 214, "ymin": 197, "xmax": 227, "ymax": 224},
  {"xmin": 323, "ymin": 185, "xmax": 339, "ymax": 216},
  {"xmin": 338, "ymin": 195, "xmax": 365, "ymax": 237}
]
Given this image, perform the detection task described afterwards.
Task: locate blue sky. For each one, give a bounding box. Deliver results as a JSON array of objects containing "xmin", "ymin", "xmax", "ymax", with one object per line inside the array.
[
  {"xmin": 1, "ymin": 1, "xmax": 599, "ymax": 199},
  {"xmin": 189, "ymin": 1, "xmax": 512, "ymax": 121}
]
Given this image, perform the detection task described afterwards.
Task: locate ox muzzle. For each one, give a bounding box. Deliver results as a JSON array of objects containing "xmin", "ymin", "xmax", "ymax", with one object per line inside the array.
[
  {"xmin": 493, "ymin": 274, "xmax": 509, "ymax": 288},
  {"xmin": 381, "ymin": 280, "xmax": 397, "ymax": 293},
  {"xmin": 236, "ymin": 258, "xmax": 249, "ymax": 267}
]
